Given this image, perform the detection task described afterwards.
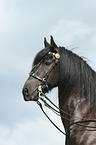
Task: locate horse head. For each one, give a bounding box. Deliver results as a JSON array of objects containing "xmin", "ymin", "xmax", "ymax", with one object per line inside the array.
[{"xmin": 22, "ymin": 36, "xmax": 60, "ymax": 101}]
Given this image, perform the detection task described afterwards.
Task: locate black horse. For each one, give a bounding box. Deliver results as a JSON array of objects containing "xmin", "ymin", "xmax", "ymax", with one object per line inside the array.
[{"xmin": 22, "ymin": 36, "xmax": 96, "ymax": 145}]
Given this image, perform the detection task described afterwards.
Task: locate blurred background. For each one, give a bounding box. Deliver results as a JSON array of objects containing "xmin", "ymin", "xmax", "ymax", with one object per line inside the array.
[{"xmin": 0, "ymin": 0, "xmax": 96, "ymax": 145}]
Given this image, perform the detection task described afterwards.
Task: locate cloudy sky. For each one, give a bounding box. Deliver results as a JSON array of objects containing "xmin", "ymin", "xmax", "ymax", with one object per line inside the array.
[{"xmin": 0, "ymin": 0, "xmax": 96, "ymax": 145}]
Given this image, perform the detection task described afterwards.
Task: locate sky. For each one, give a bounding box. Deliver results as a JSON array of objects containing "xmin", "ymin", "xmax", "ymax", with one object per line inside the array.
[{"xmin": 0, "ymin": 0, "xmax": 96, "ymax": 145}]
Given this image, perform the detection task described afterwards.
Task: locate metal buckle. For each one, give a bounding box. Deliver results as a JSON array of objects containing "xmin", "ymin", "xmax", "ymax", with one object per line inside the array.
[
  {"xmin": 38, "ymin": 85, "xmax": 42, "ymax": 92},
  {"xmin": 55, "ymin": 53, "xmax": 60, "ymax": 59},
  {"xmin": 38, "ymin": 85, "xmax": 45, "ymax": 102},
  {"xmin": 48, "ymin": 52, "xmax": 60, "ymax": 59}
]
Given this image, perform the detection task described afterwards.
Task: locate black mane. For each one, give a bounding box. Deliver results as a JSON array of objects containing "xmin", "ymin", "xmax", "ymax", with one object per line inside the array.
[{"xmin": 59, "ymin": 47, "xmax": 96, "ymax": 109}]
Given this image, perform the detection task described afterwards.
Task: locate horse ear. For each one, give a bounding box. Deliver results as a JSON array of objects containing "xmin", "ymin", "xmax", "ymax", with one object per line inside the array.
[
  {"xmin": 44, "ymin": 37, "xmax": 50, "ymax": 48},
  {"xmin": 50, "ymin": 36, "xmax": 58, "ymax": 52},
  {"xmin": 50, "ymin": 35, "xmax": 58, "ymax": 48}
]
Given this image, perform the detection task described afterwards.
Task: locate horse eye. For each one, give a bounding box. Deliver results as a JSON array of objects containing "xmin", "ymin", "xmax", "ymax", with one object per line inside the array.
[
  {"xmin": 47, "ymin": 55, "xmax": 53, "ymax": 60},
  {"xmin": 45, "ymin": 61, "xmax": 52, "ymax": 65},
  {"xmin": 44, "ymin": 56, "xmax": 53, "ymax": 65},
  {"xmin": 49, "ymin": 55, "xmax": 53, "ymax": 59}
]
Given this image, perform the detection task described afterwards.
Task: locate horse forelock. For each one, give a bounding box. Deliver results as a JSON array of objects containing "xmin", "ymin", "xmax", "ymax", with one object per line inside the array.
[{"xmin": 33, "ymin": 47, "xmax": 51, "ymax": 66}]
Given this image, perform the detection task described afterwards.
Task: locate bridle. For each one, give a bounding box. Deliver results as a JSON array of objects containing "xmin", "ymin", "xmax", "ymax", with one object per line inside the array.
[
  {"xmin": 29, "ymin": 51, "xmax": 66, "ymax": 134},
  {"xmin": 29, "ymin": 51, "xmax": 60, "ymax": 94},
  {"xmin": 29, "ymin": 50, "xmax": 96, "ymax": 136}
]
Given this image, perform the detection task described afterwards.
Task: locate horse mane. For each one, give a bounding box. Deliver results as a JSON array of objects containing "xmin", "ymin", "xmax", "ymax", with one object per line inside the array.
[{"xmin": 59, "ymin": 47, "xmax": 96, "ymax": 110}]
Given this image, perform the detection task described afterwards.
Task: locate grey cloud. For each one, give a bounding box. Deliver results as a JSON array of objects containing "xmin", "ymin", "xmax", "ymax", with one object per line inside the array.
[{"xmin": 0, "ymin": 0, "xmax": 96, "ymax": 145}]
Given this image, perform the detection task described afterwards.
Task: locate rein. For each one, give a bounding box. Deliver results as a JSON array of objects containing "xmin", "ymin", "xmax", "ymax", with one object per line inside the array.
[
  {"xmin": 30, "ymin": 50, "xmax": 96, "ymax": 135},
  {"xmin": 37, "ymin": 90, "xmax": 96, "ymax": 135}
]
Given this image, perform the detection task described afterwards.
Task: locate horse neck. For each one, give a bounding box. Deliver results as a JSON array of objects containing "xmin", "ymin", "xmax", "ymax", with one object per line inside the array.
[
  {"xmin": 58, "ymin": 48, "xmax": 96, "ymax": 144},
  {"xmin": 58, "ymin": 85, "xmax": 86, "ymax": 129},
  {"xmin": 59, "ymin": 89, "xmax": 96, "ymax": 145}
]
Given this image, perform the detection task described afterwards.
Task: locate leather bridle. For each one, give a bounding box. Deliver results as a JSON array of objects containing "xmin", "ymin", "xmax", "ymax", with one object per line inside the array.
[{"xmin": 29, "ymin": 51, "xmax": 60, "ymax": 94}]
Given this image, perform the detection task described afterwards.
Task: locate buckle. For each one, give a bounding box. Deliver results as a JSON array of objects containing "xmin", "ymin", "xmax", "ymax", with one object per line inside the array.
[
  {"xmin": 55, "ymin": 53, "xmax": 60, "ymax": 59},
  {"xmin": 48, "ymin": 52, "xmax": 60, "ymax": 59},
  {"xmin": 38, "ymin": 85, "xmax": 42, "ymax": 92}
]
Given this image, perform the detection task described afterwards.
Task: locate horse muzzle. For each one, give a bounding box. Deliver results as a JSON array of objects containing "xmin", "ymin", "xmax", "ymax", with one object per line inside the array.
[{"xmin": 22, "ymin": 86, "xmax": 38, "ymax": 101}]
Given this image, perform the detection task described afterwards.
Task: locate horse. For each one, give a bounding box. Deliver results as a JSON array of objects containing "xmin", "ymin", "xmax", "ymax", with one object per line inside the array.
[{"xmin": 22, "ymin": 36, "xmax": 96, "ymax": 145}]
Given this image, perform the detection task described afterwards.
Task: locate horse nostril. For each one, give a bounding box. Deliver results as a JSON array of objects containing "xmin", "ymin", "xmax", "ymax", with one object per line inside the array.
[
  {"xmin": 22, "ymin": 87, "xmax": 31, "ymax": 101},
  {"xmin": 24, "ymin": 88, "xmax": 29, "ymax": 96}
]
